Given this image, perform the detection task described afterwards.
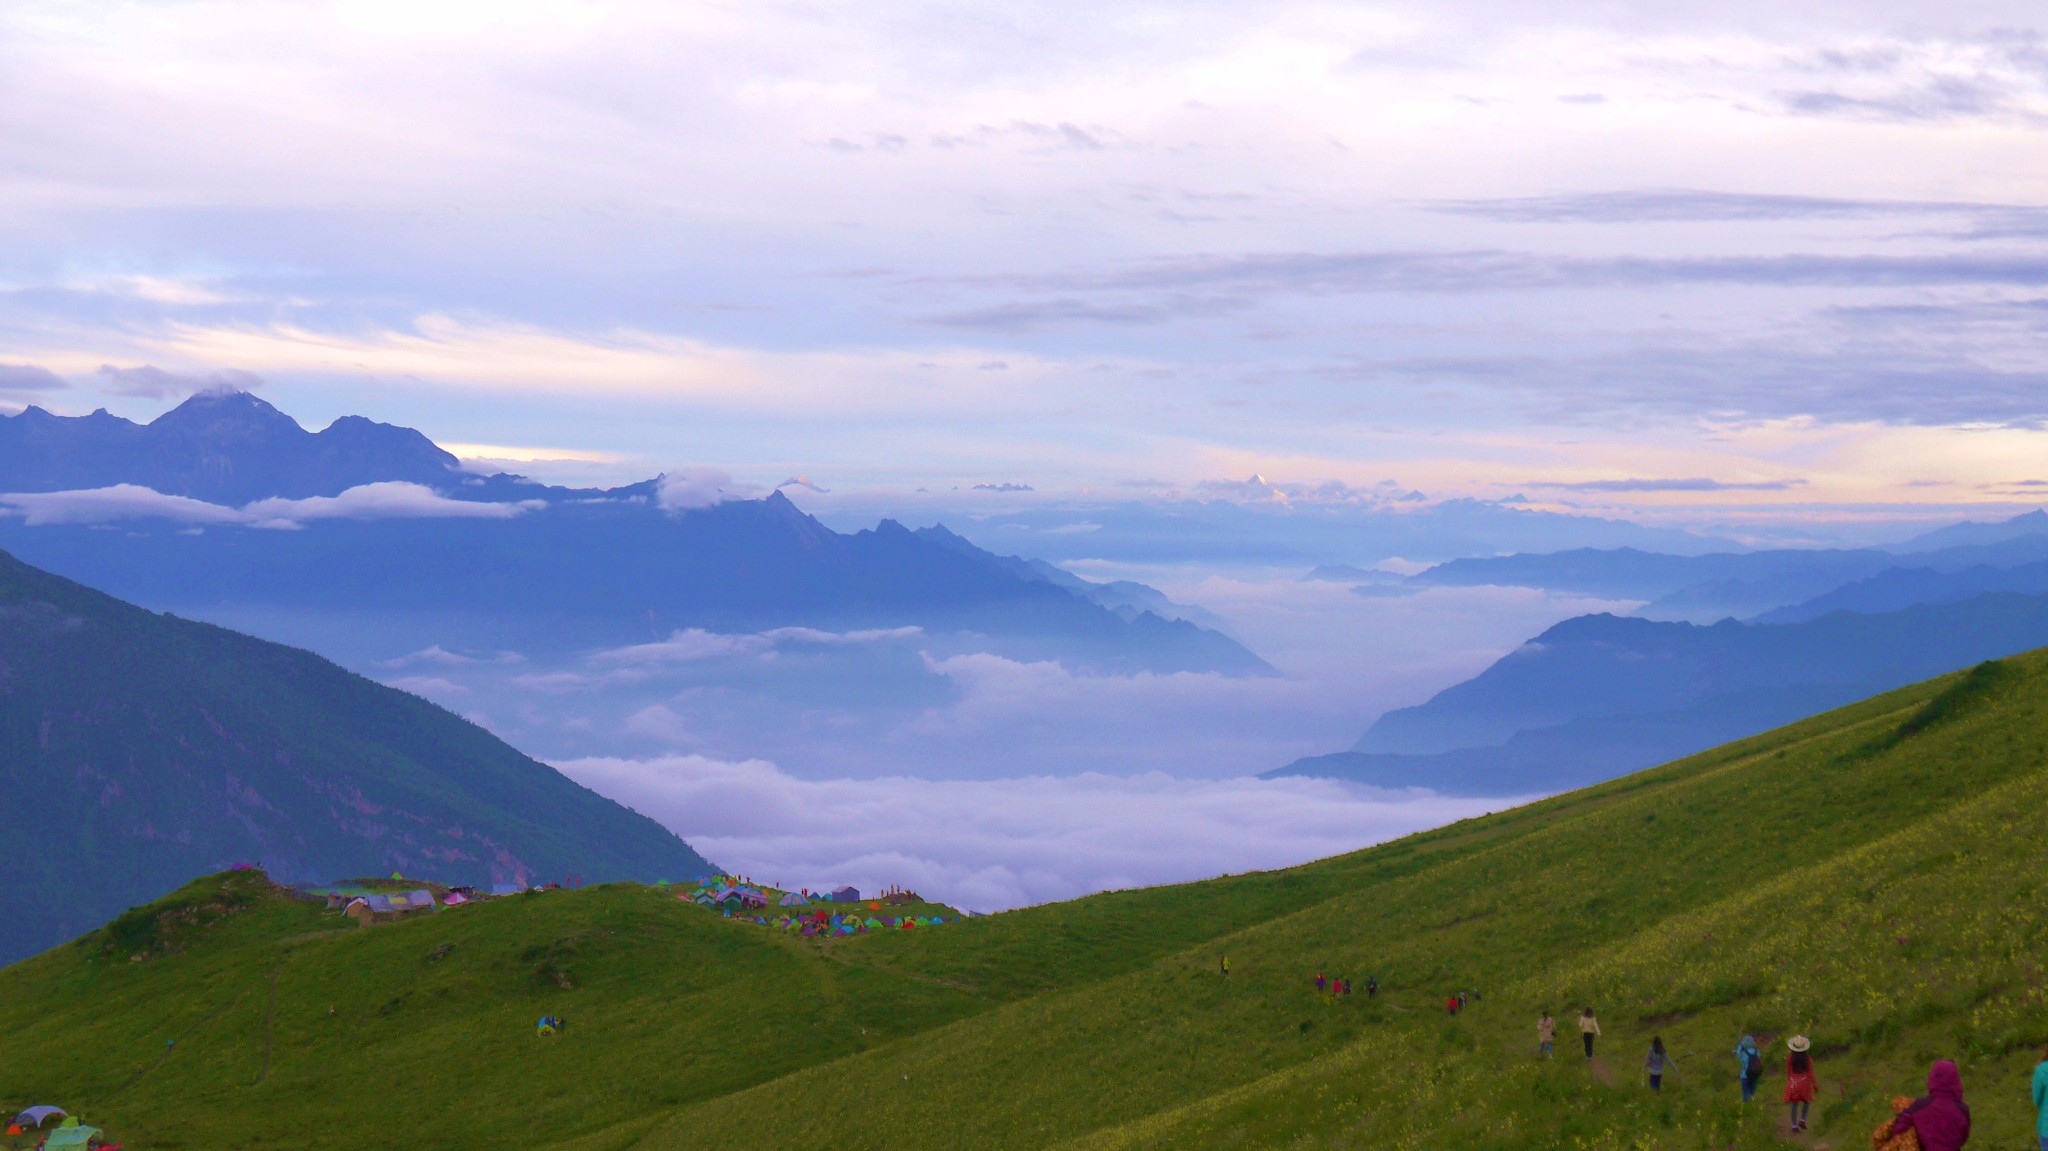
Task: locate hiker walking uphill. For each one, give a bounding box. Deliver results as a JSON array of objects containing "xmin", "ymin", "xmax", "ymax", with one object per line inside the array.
[
  {"xmin": 1578, "ymin": 1007, "xmax": 1600, "ymax": 1060},
  {"xmin": 1887, "ymin": 1060, "xmax": 1971, "ymax": 1151},
  {"xmin": 1736, "ymin": 1035, "xmax": 1764, "ymax": 1103},
  {"xmin": 2033, "ymin": 1045, "xmax": 2048, "ymax": 1151},
  {"xmin": 1644, "ymin": 1036, "xmax": 1676, "ymax": 1091},
  {"xmin": 1537, "ymin": 1012, "xmax": 1555, "ymax": 1059},
  {"xmin": 1783, "ymin": 1035, "xmax": 1816, "ymax": 1131}
]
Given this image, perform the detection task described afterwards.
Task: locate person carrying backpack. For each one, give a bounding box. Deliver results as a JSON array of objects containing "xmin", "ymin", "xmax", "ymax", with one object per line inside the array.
[
  {"xmin": 1735, "ymin": 1035, "xmax": 1763, "ymax": 1102},
  {"xmin": 1537, "ymin": 1012, "xmax": 1555, "ymax": 1059},
  {"xmin": 1645, "ymin": 1036, "xmax": 1677, "ymax": 1091}
]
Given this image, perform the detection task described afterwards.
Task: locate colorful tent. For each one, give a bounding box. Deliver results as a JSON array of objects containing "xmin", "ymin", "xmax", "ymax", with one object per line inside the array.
[
  {"xmin": 362, "ymin": 889, "xmax": 437, "ymax": 914},
  {"xmin": 778, "ymin": 891, "xmax": 810, "ymax": 906},
  {"xmin": 45, "ymin": 1117, "xmax": 100, "ymax": 1149},
  {"xmin": 11, "ymin": 1107, "xmax": 65, "ymax": 1129}
]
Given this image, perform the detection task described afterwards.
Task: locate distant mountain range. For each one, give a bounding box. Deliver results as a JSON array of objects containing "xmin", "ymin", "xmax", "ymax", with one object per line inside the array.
[
  {"xmin": 0, "ymin": 390, "xmax": 466, "ymax": 504},
  {"xmin": 0, "ymin": 393, "xmax": 1264, "ymax": 677},
  {"xmin": 1276, "ymin": 509, "xmax": 2048, "ymax": 793},
  {"xmin": 1272, "ymin": 593, "xmax": 2048, "ymax": 793},
  {"xmin": 0, "ymin": 547, "xmax": 714, "ymax": 966},
  {"xmin": 1409, "ymin": 531, "xmax": 2048, "ymax": 621}
]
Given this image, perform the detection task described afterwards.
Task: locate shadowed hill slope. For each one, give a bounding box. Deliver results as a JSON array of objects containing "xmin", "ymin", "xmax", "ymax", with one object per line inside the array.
[
  {"xmin": 0, "ymin": 547, "xmax": 712, "ymax": 965},
  {"xmin": 8, "ymin": 654, "xmax": 2048, "ymax": 1149}
]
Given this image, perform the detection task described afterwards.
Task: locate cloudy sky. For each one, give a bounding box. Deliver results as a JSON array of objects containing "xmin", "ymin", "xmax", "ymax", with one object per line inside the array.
[
  {"xmin": 11, "ymin": 0, "xmax": 2048, "ymax": 908},
  {"xmin": 5, "ymin": 0, "xmax": 2048, "ymax": 531}
]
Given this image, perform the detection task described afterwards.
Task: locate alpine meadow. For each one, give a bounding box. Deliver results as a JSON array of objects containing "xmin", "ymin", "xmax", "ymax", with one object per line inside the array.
[
  {"xmin": 12, "ymin": 2, "xmax": 2048, "ymax": 1149},
  {"xmin": 6, "ymin": 653, "xmax": 2047, "ymax": 1149}
]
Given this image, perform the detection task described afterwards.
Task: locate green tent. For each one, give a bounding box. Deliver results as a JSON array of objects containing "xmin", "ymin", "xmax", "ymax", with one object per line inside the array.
[{"xmin": 46, "ymin": 1117, "xmax": 101, "ymax": 1148}]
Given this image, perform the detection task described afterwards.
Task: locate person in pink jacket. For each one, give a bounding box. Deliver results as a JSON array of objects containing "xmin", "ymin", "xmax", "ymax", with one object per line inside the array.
[{"xmin": 1889, "ymin": 1060, "xmax": 1971, "ymax": 1151}]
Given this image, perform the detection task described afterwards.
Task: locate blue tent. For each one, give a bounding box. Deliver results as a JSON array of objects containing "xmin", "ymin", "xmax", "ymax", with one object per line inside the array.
[{"xmin": 12, "ymin": 1107, "xmax": 65, "ymax": 1129}]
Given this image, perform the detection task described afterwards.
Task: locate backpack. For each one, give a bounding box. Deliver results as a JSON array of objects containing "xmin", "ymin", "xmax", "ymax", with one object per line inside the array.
[{"xmin": 1743, "ymin": 1049, "xmax": 1762, "ymax": 1078}]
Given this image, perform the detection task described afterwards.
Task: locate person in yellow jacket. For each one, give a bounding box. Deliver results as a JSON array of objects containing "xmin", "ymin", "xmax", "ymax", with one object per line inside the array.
[{"xmin": 1578, "ymin": 1007, "xmax": 1601, "ymax": 1061}]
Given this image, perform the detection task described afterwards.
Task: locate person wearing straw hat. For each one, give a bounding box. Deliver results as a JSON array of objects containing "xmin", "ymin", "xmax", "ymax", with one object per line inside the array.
[{"xmin": 1784, "ymin": 1034, "xmax": 1817, "ymax": 1132}]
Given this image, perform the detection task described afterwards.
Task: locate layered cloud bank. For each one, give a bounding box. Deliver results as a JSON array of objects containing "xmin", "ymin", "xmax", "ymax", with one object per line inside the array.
[
  {"xmin": 556, "ymin": 754, "xmax": 1520, "ymax": 912},
  {"xmin": 0, "ymin": 482, "xmax": 533, "ymax": 528}
]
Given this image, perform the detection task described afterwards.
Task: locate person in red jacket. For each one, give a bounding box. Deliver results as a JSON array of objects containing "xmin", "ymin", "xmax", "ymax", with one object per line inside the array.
[
  {"xmin": 1783, "ymin": 1035, "xmax": 1816, "ymax": 1131},
  {"xmin": 1889, "ymin": 1060, "xmax": 1972, "ymax": 1151}
]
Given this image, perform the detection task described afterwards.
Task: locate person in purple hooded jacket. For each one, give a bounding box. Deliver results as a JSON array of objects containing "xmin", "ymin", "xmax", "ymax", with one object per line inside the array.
[{"xmin": 1889, "ymin": 1060, "xmax": 1971, "ymax": 1151}]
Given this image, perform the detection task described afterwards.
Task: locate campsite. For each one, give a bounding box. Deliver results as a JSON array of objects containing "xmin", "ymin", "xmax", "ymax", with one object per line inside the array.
[{"xmin": 4, "ymin": 654, "xmax": 2048, "ymax": 1148}]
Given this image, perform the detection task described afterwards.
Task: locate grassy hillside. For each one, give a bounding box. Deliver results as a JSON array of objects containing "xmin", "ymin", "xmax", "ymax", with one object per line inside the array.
[
  {"xmin": 0, "ymin": 546, "xmax": 712, "ymax": 966},
  {"xmin": 8, "ymin": 656, "xmax": 2048, "ymax": 1149}
]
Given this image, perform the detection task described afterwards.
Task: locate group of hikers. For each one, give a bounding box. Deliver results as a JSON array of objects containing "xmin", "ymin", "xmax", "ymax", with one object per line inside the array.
[
  {"xmin": 1535, "ymin": 1008, "xmax": 2048, "ymax": 1147},
  {"xmin": 1269, "ymin": 968, "xmax": 2048, "ymax": 1146},
  {"xmin": 1311, "ymin": 972, "xmax": 1377, "ymax": 998}
]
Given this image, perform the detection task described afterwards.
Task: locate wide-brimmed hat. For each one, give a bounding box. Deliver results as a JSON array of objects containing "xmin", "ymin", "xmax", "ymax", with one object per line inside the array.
[{"xmin": 1787, "ymin": 1035, "xmax": 1811, "ymax": 1052}]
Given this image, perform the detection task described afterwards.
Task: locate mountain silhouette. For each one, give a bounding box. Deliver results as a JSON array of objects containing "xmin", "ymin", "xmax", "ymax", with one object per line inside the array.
[{"xmin": 0, "ymin": 390, "xmax": 463, "ymax": 503}]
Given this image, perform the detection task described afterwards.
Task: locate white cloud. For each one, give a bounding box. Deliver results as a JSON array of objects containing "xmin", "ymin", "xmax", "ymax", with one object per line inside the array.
[
  {"xmin": 554, "ymin": 753, "xmax": 1526, "ymax": 912},
  {"xmin": 655, "ymin": 467, "xmax": 758, "ymax": 511},
  {"xmin": 591, "ymin": 625, "xmax": 926, "ymax": 667},
  {"xmin": 381, "ymin": 644, "xmax": 522, "ymax": 668},
  {"xmin": 0, "ymin": 484, "xmax": 245, "ymax": 526},
  {"xmin": 244, "ymin": 482, "xmax": 542, "ymax": 527},
  {"xmin": 0, "ymin": 481, "xmax": 542, "ymax": 528},
  {"xmin": 385, "ymin": 675, "xmax": 468, "ymax": 696}
]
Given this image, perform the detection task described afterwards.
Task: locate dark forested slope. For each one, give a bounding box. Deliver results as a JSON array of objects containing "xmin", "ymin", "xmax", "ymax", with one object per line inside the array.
[{"xmin": 0, "ymin": 548, "xmax": 712, "ymax": 964}]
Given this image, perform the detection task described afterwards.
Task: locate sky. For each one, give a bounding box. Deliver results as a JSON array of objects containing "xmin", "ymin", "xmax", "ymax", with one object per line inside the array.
[
  {"xmin": 5, "ymin": 0, "xmax": 2048, "ymax": 535},
  {"xmin": 9, "ymin": 1, "xmax": 2048, "ymax": 907}
]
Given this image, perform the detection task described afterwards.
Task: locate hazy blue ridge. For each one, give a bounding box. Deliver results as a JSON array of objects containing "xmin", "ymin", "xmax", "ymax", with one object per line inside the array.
[
  {"xmin": 1884, "ymin": 508, "xmax": 2048, "ymax": 553},
  {"xmin": 0, "ymin": 493, "xmax": 1271, "ymax": 675},
  {"xmin": 0, "ymin": 546, "xmax": 715, "ymax": 967},
  {"xmin": 1753, "ymin": 558, "xmax": 2048, "ymax": 623},
  {"xmin": 1407, "ymin": 515, "xmax": 2048, "ymax": 620},
  {"xmin": 1273, "ymin": 590, "xmax": 2048, "ymax": 791}
]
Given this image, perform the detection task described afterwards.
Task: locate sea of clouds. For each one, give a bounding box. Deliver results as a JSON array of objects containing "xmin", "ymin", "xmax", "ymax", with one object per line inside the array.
[{"xmin": 555, "ymin": 753, "xmax": 1525, "ymax": 912}]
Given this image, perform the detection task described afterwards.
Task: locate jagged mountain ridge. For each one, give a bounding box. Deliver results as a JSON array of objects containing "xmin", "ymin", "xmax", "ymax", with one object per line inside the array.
[
  {"xmin": 0, "ymin": 547, "xmax": 714, "ymax": 966},
  {"xmin": 0, "ymin": 392, "xmax": 1267, "ymax": 675},
  {"xmin": 0, "ymin": 390, "xmax": 468, "ymax": 503},
  {"xmin": 0, "ymin": 490, "xmax": 1271, "ymax": 675}
]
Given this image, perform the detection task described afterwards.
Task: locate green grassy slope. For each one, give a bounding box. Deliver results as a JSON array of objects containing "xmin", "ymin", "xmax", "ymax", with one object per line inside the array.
[{"xmin": 8, "ymin": 656, "xmax": 2048, "ymax": 1150}]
